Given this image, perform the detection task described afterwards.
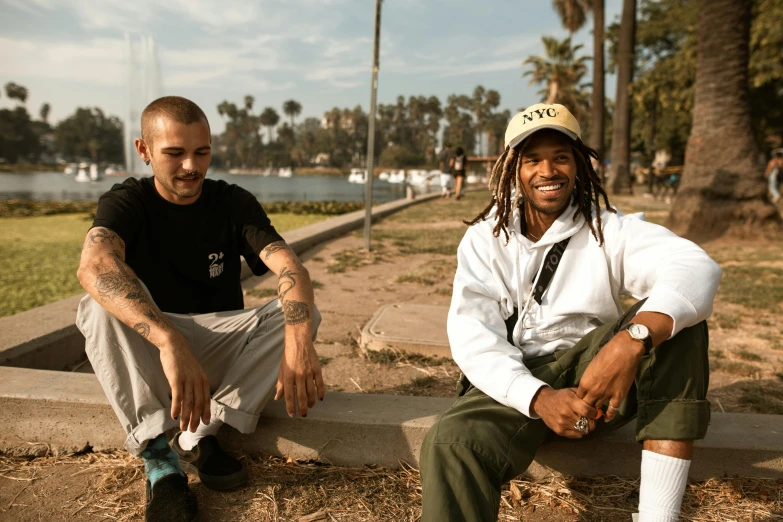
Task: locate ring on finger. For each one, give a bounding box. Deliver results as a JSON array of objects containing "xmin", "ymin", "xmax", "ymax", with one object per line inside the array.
[
  {"xmin": 573, "ymin": 416, "xmax": 589, "ymax": 434},
  {"xmin": 607, "ymin": 404, "xmax": 619, "ymax": 412}
]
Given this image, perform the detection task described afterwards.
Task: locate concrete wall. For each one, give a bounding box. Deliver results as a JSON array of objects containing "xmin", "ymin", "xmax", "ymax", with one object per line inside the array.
[{"xmin": 0, "ymin": 367, "xmax": 781, "ymax": 479}]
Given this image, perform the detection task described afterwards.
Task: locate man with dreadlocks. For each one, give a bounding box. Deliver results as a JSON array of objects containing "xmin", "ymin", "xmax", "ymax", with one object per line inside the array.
[{"xmin": 419, "ymin": 104, "xmax": 721, "ymax": 522}]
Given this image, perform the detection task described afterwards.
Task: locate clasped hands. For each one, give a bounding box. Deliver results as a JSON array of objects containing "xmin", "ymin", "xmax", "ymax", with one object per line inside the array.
[{"xmin": 530, "ymin": 331, "xmax": 645, "ymax": 439}]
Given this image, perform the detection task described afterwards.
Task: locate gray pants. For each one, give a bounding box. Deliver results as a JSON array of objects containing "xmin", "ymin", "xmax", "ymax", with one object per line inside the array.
[{"xmin": 76, "ymin": 295, "xmax": 321, "ymax": 456}]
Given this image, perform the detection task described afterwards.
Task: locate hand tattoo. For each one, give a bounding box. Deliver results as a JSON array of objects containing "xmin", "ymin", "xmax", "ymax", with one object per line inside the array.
[{"xmin": 262, "ymin": 240, "xmax": 291, "ymax": 260}]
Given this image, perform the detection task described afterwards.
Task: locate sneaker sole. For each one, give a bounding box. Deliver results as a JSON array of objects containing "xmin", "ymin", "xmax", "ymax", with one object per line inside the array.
[{"xmin": 180, "ymin": 460, "xmax": 249, "ymax": 491}]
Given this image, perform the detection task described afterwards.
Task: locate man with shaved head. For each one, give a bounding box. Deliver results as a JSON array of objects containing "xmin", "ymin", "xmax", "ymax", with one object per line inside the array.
[{"xmin": 76, "ymin": 96, "xmax": 325, "ymax": 521}]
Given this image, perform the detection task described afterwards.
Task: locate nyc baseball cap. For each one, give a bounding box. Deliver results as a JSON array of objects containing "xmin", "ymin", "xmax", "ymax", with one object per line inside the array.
[{"xmin": 504, "ymin": 103, "xmax": 582, "ymax": 150}]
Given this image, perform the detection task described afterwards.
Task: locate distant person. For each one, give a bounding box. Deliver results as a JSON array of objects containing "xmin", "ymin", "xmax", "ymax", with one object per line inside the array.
[
  {"xmin": 419, "ymin": 103, "xmax": 722, "ymax": 522},
  {"xmin": 765, "ymin": 151, "xmax": 782, "ymax": 203},
  {"xmin": 453, "ymin": 146, "xmax": 468, "ymax": 200},
  {"xmin": 439, "ymin": 142, "xmax": 455, "ymax": 198},
  {"xmin": 75, "ymin": 96, "xmax": 325, "ymax": 522}
]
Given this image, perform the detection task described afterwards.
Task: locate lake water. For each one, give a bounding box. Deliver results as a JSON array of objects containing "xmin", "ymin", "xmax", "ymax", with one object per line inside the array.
[{"xmin": 0, "ymin": 171, "xmax": 416, "ymax": 203}]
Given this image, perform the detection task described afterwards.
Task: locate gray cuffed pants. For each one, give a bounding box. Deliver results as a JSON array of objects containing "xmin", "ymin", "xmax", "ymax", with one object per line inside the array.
[{"xmin": 76, "ymin": 295, "xmax": 321, "ymax": 456}]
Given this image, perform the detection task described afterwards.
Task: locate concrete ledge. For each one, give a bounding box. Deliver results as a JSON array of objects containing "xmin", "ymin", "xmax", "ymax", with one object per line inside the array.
[
  {"xmin": 0, "ymin": 294, "xmax": 86, "ymax": 370},
  {"xmin": 361, "ymin": 303, "xmax": 451, "ymax": 357},
  {"xmin": 1, "ymin": 367, "xmax": 781, "ymax": 479}
]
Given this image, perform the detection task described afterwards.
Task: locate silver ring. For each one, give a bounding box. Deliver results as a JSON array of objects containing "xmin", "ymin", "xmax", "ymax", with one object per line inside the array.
[
  {"xmin": 574, "ymin": 416, "xmax": 589, "ymax": 434},
  {"xmin": 608, "ymin": 404, "xmax": 619, "ymax": 412}
]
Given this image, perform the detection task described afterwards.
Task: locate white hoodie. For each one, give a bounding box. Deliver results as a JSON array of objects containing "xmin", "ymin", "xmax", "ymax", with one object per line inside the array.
[{"xmin": 447, "ymin": 204, "xmax": 722, "ymax": 419}]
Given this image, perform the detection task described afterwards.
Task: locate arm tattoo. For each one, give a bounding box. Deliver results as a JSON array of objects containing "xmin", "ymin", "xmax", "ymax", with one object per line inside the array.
[
  {"xmin": 133, "ymin": 322, "xmax": 151, "ymax": 338},
  {"xmin": 276, "ymin": 265, "xmax": 311, "ymax": 325},
  {"xmin": 262, "ymin": 240, "xmax": 291, "ymax": 260},
  {"xmin": 86, "ymin": 228, "xmax": 125, "ymax": 250},
  {"xmin": 277, "ymin": 266, "xmax": 297, "ymax": 301},
  {"xmin": 93, "ymin": 250, "xmax": 173, "ymax": 332},
  {"xmin": 283, "ymin": 300, "xmax": 310, "ymax": 325}
]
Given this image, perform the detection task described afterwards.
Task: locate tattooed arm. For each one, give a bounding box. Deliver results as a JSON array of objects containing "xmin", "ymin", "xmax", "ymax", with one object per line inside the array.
[
  {"xmin": 259, "ymin": 240, "xmax": 324, "ymax": 417},
  {"xmin": 76, "ymin": 227, "xmax": 211, "ymax": 432}
]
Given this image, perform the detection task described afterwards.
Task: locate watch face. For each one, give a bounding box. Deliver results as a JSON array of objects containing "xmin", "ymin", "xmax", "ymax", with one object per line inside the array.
[{"xmin": 629, "ymin": 323, "xmax": 649, "ymax": 340}]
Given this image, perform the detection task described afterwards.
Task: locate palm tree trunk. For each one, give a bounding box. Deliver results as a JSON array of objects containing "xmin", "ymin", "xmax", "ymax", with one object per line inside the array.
[
  {"xmin": 590, "ymin": 0, "xmax": 605, "ymax": 163},
  {"xmin": 607, "ymin": 0, "xmax": 636, "ymax": 194},
  {"xmin": 667, "ymin": 0, "xmax": 781, "ymax": 239},
  {"xmin": 546, "ymin": 80, "xmax": 560, "ymax": 104}
]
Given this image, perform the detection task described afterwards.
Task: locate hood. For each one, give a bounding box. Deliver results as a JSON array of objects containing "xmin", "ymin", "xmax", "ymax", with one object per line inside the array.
[{"xmin": 510, "ymin": 199, "xmax": 588, "ymax": 249}]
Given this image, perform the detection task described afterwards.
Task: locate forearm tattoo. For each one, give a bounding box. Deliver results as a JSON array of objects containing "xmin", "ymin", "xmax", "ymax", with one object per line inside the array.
[
  {"xmin": 133, "ymin": 322, "xmax": 151, "ymax": 338},
  {"xmin": 262, "ymin": 240, "xmax": 291, "ymax": 260},
  {"xmin": 276, "ymin": 266, "xmax": 311, "ymax": 325},
  {"xmin": 93, "ymin": 250, "xmax": 172, "ymax": 334}
]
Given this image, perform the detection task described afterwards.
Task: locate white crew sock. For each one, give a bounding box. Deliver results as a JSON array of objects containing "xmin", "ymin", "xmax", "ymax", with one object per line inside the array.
[
  {"xmin": 178, "ymin": 416, "xmax": 224, "ymax": 451},
  {"xmin": 637, "ymin": 449, "xmax": 691, "ymax": 522}
]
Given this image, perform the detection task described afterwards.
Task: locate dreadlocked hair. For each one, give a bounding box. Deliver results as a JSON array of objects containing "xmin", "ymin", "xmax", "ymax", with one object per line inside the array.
[{"xmin": 464, "ymin": 136, "xmax": 615, "ymax": 245}]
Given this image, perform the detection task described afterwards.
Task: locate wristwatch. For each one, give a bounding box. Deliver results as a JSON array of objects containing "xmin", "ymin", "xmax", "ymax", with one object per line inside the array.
[{"xmin": 621, "ymin": 323, "xmax": 653, "ymax": 354}]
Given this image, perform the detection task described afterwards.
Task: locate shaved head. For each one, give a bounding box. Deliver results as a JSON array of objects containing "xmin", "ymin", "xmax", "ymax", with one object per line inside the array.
[{"xmin": 141, "ymin": 96, "xmax": 210, "ymax": 145}]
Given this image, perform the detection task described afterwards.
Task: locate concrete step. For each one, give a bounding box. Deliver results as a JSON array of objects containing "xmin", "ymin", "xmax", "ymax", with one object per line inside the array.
[
  {"xmin": 0, "ymin": 366, "xmax": 780, "ymax": 479},
  {"xmin": 361, "ymin": 303, "xmax": 450, "ymax": 357}
]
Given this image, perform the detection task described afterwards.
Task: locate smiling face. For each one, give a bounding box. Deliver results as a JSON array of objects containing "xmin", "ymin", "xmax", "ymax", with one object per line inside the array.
[
  {"xmin": 135, "ymin": 116, "xmax": 212, "ymax": 205},
  {"xmin": 517, "ymin": 129, "xmax": 577, "ymax": 218}
]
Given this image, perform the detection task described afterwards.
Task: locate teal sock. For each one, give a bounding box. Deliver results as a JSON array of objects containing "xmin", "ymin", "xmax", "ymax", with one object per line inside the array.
[{"xmin": 141, "ymin": 434, "xmax": 183, "ymax": 487}]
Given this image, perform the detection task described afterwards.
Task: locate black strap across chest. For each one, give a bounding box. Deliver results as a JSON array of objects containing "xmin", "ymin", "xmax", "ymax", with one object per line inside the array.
[{"xmin": 532, "ymin": 237, "xmax": 571, "ymax": 305}]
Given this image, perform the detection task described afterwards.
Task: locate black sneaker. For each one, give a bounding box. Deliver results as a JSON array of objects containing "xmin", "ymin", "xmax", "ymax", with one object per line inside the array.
[
  {"xmin": 145, "ymin": 473, "xmax": 198, "ymax": 522},
  {"xmin": 171, "ymin": 433, "xmax": 248, "ymax": 490}
]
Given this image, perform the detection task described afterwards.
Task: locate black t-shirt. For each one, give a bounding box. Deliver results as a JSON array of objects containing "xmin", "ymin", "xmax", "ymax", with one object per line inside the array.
[{"xmin": 92, "ymin": 176, "xmax": 283, "ymax": 314}]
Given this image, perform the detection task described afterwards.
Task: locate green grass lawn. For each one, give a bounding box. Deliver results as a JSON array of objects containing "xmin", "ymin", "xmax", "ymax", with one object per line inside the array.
[{"xmin": 0, "ymin": 212, "xmax": 330, "ymax": 318}]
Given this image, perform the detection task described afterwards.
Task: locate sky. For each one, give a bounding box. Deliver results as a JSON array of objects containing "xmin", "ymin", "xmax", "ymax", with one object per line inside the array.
[{"xmin": 0, "ymin": 0, "xmax": 623, "ymax": 133}]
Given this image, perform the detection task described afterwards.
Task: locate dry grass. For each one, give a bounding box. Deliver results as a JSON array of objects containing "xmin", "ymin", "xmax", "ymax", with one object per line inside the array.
[{"xmin": 1, "ymin": 451, "xmax": 782, "ymax": 521}]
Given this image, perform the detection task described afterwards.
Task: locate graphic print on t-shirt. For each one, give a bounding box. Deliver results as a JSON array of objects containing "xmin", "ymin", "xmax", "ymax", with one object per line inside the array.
[{"xmin": 209, "ymin": 252, "xmax": 225, "ymax": 278}]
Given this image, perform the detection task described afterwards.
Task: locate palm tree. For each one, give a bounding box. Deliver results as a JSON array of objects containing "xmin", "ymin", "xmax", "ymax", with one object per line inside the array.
[
  {"xmin": 4, "ymin": 82, "xmax": 28, "ymax": 104},
  {"xmin": 552, "ymin": 0, "xmax": 589, "ymax": 33},
  {"xmin": 606, "ymin": 0, "xmax": 636, "ymax": 194},
  {"xmin": 244, "ymin": 95, "xmax": 254, "ymax": 111},
  {"xmin": 551, "ymin": 0, "xmax": 606, "ymax": 165},
  {"xmin": 667, "ymin": 0, "xmax": 781, "ymax": 238},
  {"xmin": 283, "ymin": 100, "xmax": 302, "ymax": 127},
  {"xmin": 39, "ymin": 103, "xmax": 51, "ymax": 123},
  {"xmin": 523, "ymin": 36, "xmax": 591, "ymax": 120},
  {"xmin": 259, "ymin": 107, "xmax": 280, "ymax": 143}
]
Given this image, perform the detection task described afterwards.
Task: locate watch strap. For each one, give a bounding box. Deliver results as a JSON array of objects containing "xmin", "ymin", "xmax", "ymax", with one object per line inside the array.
[{"xmin": 621, "ymin": 323, "xmax": 653, "ymax": 354}]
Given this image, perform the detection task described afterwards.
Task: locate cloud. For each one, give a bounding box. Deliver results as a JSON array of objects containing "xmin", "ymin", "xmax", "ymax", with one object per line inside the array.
[{"xmin": 0, "ymin": 36, "xmax": 126, "ymax": 86}]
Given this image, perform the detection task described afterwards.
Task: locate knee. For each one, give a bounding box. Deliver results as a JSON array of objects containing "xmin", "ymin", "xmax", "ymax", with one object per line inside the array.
[{"xmin": 77, "ymin": 294, "xmax": 119, "ymax": 338}]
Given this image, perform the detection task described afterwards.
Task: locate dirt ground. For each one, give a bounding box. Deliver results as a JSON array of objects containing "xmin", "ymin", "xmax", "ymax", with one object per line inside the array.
[{"xmin": 1, "ymin": 191, "xmax": 782, "ymax": 521}]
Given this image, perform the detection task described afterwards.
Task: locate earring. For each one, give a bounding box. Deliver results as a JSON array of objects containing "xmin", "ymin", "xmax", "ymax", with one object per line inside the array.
[{"xmin": 144, "ymin": 160, "xmax": 150, "ymax": 166}]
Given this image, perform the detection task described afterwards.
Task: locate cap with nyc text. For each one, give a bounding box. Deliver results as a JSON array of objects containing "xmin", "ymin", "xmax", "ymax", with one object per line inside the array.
[{"xmin": 504, "ymin": 103, "xmax": 582, "ymax": 150}]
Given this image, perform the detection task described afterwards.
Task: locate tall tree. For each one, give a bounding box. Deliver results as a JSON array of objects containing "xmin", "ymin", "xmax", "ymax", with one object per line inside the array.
[
  {"xmin": 283, "ymin": 100, "xmax": 302, "ymax": 127},
  {"xmin": 470, "ymin": 86, "xmax": 501, "ymax": 156},
  {"xmin": 39, "ymin": 103, "xmax": 51, "ymax": 123},
  {"xmin": 667, "ymin": 0, "xmax": 781, "ymax": 239},
  {"xmin": 259, "ymin": 107, "xmax": 280, "ymax": 143},
  {"xmin": 606, "ymin": 0, "xmax": 636, "ymax": 194},
  {"xmin": 551, "ymin": 0, "xmax": 605, "ymax": 160},
  {"xmin": 523, "ymin": 36, "xmax": 592, "ymax": 120},
  {"xmin": 552, "ymin": 0, "xmax": 590, "ymax": 33},
  {"xmin": 591, "ymin": 0, "xmax": 606, "ymax": 163},
  {"xmin": 54, "ymin": 107, "xmax": 124, "ymax": 163},
  {"xmin": 4, "ymin": 82, "xmax": 28, "ymax": 104}
]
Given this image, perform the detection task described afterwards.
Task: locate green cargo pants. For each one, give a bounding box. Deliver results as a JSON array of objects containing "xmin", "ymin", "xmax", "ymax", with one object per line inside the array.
[{"xmin": 420, "ymin": 301, "xmax": 710, "ymax": 522}]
